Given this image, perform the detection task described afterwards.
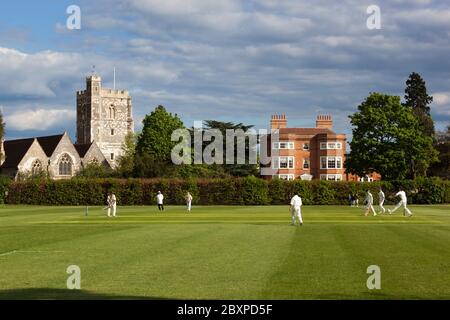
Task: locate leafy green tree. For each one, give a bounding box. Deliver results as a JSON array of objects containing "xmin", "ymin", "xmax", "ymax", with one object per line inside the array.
[
  {"xmin": 76, "ymin": 163, "xmax": 116, "ymax": 178},
  {"xmin": 429, "ymin": 126, "xmax": 450, "ymax": 179},
  {"xmin": 0, "ymin": 111, "xmax": 5, "ymax": 163},
  {"xmin": 202, "ymin": 120, "xmax": 259, "ymax": 177},
  {"xmin": 403, "ymin": 72, "xmax": 435, "ymax": 137},
  {"xmin": 0, "ymin": 111, "xmax": 4, "ymax": 141},
  {"xmin": 403, "ymin": 73, "xmax": 439, "ymax": 176},
  {"xmin": 116, "ymin": 133, "xmax": 137, "ymax": 178},
  {"xmin": 133, "ymin": 153, "xmax": 178, "ymax": 178},
  {"xmin": 136, "ymin": 105, "xmax": 185, "ymax": 162},
  {"xmin": 346, "ymin": 93, "xmax": 438, "ymax": 180}
]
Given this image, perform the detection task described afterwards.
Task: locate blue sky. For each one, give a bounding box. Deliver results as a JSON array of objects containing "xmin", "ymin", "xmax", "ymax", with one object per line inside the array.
[{"xmin": 0, "ymin": 0, "xmax": 449, "ymax": 141}]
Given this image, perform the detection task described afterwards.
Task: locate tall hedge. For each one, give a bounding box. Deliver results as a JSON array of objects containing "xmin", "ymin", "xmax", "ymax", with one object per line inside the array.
[{"xmin": 3, "ymin": 177, "xmax": 450, "ymax": 206}]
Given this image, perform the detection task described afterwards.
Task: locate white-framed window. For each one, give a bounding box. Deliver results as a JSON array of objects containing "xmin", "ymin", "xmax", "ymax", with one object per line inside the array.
[
  {"xmin": 320, "ymin": 174, "xmax": 343, "ymax": 181},
  {"xmin": 303, "ymin": 143, "xmax": 310, "ymax": 150},
  {"xmin": 320, "ymin": 156, "xmax": 343, "ymax": 169},
  {"xmin": 358, "ymin": 176, "xmax": 374, "ymax": 182},
  {"xmin": 303, "ymin": 159, "xmax": 310, "ymax": 169},
  {"xmin": 278, "ymin": 174, "xmax": 295, "ymax": 181},
  {"xmin": 273, "ymin": 142, "xmax": 295, "ymax": 150},
  {"xmin": 320, "ymin": 142, "xmax": 343, "ymax": 150},
  {"xmin": 272, "ymin": 156, "xmax": 295, "ymax": 169}
]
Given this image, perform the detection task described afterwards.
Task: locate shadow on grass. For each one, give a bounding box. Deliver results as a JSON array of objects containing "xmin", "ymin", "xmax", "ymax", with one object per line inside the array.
[{"xmin": 0, "ymin": 288, "xmax": 170, "ymax": 300}]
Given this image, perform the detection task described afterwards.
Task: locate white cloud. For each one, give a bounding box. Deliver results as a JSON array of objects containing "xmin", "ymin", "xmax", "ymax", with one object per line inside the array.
[
  {"xmin": 5, "ymin": 109, "xmax": 76, "ymax": 131},
  {"xmin": 433, "ymin": 92, "xmax": 450, "ymax": 106},
  {"xmin": 395, "ymin": 9, "xmax": 450, "ymax": 27}
]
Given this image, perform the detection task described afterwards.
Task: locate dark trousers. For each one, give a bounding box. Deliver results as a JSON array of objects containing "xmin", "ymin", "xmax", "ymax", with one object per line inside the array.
[{"xmin": 158, "ymin": 204, "xmax": 164, "ymax": 211}]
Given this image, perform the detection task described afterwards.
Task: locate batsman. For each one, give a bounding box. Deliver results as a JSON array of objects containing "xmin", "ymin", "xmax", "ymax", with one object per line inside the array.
[{"xmin": 106, "ymin": 192, "xmax": 117, "ymax": 218}]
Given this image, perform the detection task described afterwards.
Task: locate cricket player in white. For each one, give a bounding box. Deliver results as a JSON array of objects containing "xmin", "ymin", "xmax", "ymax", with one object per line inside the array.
[
  {"xmin": 290, "ymin": 193, "xmax": 303, "ymax": 226},
  {"xmin": 156, "ymin": 191, "xmax": 165, "ymax": 211},
  {"xmin": 378, "ymin": 187, "xmax": 386, "ymax": 214},
  {"xmin": 185, "ymin": 192, "xmax": 193, "ymax": 212},
  {"xmin": 389, "ymin": 190, "xmax": 413, "ymax": 217},
  {"xmin": 364, "ymin": 190, "xmax": 377, "ymax": 216},
  {"xmin": 107, "ymin": 192, "xmax": 117, "ymax": 217}
]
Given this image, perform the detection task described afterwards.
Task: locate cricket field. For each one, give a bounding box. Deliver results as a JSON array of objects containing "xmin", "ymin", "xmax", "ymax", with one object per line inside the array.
[{"xmin": 0, "ymin": 205, "xmax": 449, "ymax": 300}]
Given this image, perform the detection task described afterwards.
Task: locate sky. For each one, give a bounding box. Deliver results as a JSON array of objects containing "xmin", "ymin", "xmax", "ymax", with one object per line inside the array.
[{"xmin": 0, "ymin": 0, "xmax": 449, "ymax": 141}]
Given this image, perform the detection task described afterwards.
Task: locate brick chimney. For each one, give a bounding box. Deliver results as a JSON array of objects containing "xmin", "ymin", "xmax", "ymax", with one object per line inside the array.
[
  {"xmin": 316, "ymin": 115, "xmax": 333, "ymax": 129},
  {"xmin": 271, "ymin": 114, "xmax": 287, "ymax": 130}
]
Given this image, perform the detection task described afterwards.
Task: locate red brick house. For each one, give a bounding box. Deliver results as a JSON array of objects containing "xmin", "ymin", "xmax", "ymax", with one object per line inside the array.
[{"xmin": 264, "ymin": 114, "xmax": 378, "ymax": 181}]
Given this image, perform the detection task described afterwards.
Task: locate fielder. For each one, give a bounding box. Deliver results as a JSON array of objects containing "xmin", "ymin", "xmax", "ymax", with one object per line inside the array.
[
  {"xmin": 185, "ymin": 192, "xmax": 193, "ymax": 212},
  {"xmin": 107, "ymin": 192, "xmax": 117, "ymax": 217},
  {"xmin": 156, "ymin": 191, "xmax": 165, "ymax": 211},
  {"xmin": 364, "ymin": 190, "xmax": 377, "ymax": 217},
  {"xmin": 378, "ymin": 187, "xmax": 386, "ymax": 214},
  {"xmin": 388, "ymin": 189, "xmax": 413, "ymax": 217},
  {"xmin": 290, "ymin": 193, "xmax": 303, "ymax": 226}
]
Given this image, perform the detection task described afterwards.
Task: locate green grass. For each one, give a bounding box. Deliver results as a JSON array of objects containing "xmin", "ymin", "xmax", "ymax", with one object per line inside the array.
[{"xmin": 0, "ymin": 204, "xmax": 449, "ymax": 300}]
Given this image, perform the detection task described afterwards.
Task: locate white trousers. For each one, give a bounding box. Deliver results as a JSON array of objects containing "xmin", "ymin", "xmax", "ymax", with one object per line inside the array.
[
  {"xmin": 292, "ymin": 207, "xmax": 303, "ymax": 225},
  {"xmin": 391, "ymin": 200, "xmax": 412, "ymax": 216},
  {"xmin": 379, "ymin": 200, "xmax": 386, "ymax": 214},
  {"xmin": 108, "ymin": 205, "xmax": 117, "ymax": 217},
  {"xmin": 187, "ymin": 201, "xmax": 192, "ymax": 212},
  {"xmin": 365, "ymin": 203, "xmax": 377, "ymax": 216}
]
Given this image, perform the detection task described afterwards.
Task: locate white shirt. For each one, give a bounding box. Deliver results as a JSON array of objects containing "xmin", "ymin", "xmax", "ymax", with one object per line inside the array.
[
  {"xmin": 108, "ymin": 194, "xmax": 116, "ymax": 207},
  {"xmin": 396, "ymin": 191, "xmax": 407, "ymax": 202},
  {"xmin": 156, "ymin": 194, "xmax": 164, "ymax": 204},
  {"xmin": 290, "ymin": 195, "xmax": 302, "ymax": 208},
  {"xmin": 379, "ymin": 191, "xmax": 385, "ymax": 202},
  {"xmin": 186, "ymin": 194, "xmax": 193, "ymax": 202}
]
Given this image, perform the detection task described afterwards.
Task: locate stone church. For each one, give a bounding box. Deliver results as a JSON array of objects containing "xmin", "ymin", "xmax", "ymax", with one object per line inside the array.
[{"xmin": 0, "ymin": 74, "xmax": 134, "ymax": 179}]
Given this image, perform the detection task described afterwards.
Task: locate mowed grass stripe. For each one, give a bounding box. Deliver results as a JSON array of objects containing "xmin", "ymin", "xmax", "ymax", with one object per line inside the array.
[{"xmin": 0, "ymin": 205, "xmax": 449, "ymax": 299}]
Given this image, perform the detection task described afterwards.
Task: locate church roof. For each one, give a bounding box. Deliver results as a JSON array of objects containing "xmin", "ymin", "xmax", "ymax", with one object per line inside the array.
[
  {"xmin": 36, "ymin": 134, "xmax": 64, "ymax": 157},
  {"xmin": 1, "ymin": 138, "xmax": 35, "ymax": 169},
  {"xmin": 74, "ymin": 143, "xmax": 93, "ymax": 158}
]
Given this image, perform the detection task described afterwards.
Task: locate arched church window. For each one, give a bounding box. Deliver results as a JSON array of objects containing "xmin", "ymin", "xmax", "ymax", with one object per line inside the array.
[
  {"xmin": 109, "ymin": 105, "xmax": 116, "ymax": 119},
  {"xmin": 90, "ymin": 158, "xmax": 99, "ymax": 166},
  {"xmin": 59, "ymin": 154, "xmax": 73, "ymax": 176},
  {"xmin": 32, "ymin": 160, "xmax": 42, "ymax": 175}
]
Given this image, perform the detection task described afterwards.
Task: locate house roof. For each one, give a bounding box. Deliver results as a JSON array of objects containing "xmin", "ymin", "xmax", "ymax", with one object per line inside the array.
[
  {"xmin": 74, "ymin": 143, "xmax": 93, "ymax": 158},
  {"xmin": 1, "ymin": 133, "xmax": 65, "ymax": 169},
  {"xmin": 1, "ymin": 138, "xmax": 35, "ymax": 169},
  {"xmin": 278, "ymin": 127, "xmax": 335, "ymax": 135},
  {"xmin": 36, "ymin": 134, "xmax": 64, "ymax": 157}
]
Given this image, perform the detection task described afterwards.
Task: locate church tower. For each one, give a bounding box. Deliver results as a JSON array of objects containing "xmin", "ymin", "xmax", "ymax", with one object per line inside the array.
[{"xmin": 76, "ymin": 74, "xmax": 134, "ymax": 167}]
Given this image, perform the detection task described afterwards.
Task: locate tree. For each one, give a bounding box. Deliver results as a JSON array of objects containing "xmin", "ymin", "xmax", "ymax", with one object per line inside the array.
[
  {"xmin": 403, "ymin": 72, "xmax": 439, "ymax": 176},
  {"xmin": 116, "ymin": 133, "xmax": 137, "ymax": 178},
  {"xmin": 346, "ymin": 93, "xmax": 438, "ymax": 180},
  {"xmin": 0, "ymin": 111, "xmax": 5, "ymax": 163},
  {"xmin": 202, "ymin": 120, "xmax": 259, "ymax": 177},
  {"xmin": 136, "ymin": 105, "xmax": 185, "ymax": 162},
  {"xmin": 403, "ymin": 72, "xmax": 435, "ymax": 137},
  {"xmin": 0, "ymin": 111, "xmax": 4, "ymax": 142},
  {"xmin": 429, "ymin": 126, "xmax": 450, "ymax": 179},
  {"xmin": 76, "ymin": 163, "xmax": 116, "ymax": 178}
]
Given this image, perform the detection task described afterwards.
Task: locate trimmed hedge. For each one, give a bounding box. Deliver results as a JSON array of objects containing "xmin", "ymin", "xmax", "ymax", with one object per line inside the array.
[{"xmin": 2, "ymin": 177, "xmax": 449, "ymax": 206}]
